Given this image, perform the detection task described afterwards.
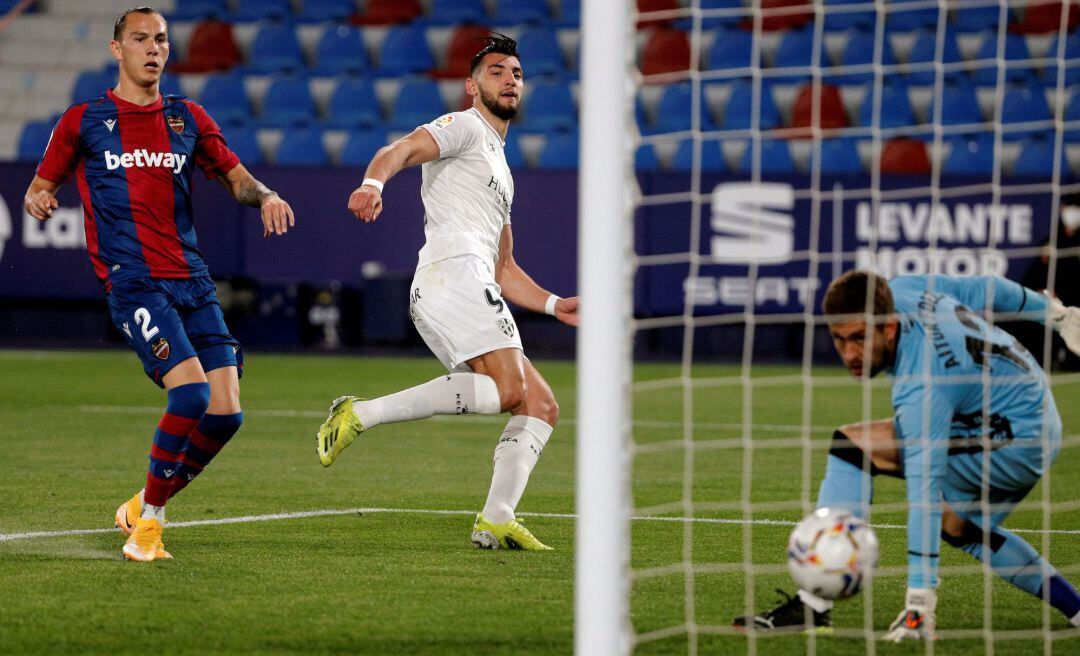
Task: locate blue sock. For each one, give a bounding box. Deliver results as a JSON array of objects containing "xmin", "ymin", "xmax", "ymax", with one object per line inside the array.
[
  {"xmin": 169, "ymin": 412, "xmax": 243, "ymax": 498},
  {"xmin": 816, "ymin": 431, "xmax": 873, "ymax": 519}
]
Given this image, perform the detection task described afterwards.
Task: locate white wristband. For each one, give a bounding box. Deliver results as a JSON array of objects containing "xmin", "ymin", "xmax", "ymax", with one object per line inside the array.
[
  {"xmin": 361, "ymin": 178, "xmax": 384, "ymax": 193},
  {"xmin": 544, "ymin": 294, "xmax": 560, "ymax": 316}
]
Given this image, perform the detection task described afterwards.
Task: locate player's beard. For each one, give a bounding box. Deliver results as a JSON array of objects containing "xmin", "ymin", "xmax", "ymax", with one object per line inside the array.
[{"xmin": 480, "ymin": 87, "xmax": 519, "ymax": 120}]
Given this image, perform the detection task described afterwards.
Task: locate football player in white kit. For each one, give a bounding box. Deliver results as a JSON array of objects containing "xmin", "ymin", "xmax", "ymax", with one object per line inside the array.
[{"xmin": 317, "ymin": 35, "xmax": 579, "ymax": 550}]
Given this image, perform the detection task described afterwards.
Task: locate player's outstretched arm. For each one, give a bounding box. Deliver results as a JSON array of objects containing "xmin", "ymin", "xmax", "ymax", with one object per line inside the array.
[
  {"xmin": 217, "ymin": 163, "xmax": 294, "ymax": 238},
  {"xmin": 347, "ymin": 128, "xmax": 440, "ymax": 223},
  {"xmin": 23, "ymin": 176, "xmax": 61, "ymax": 221},
  {"xmin": 494, "ymin": 225, "xmax": 579, "ymax": 327}
]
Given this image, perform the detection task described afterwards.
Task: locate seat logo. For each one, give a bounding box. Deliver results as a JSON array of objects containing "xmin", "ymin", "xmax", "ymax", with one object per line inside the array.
[{"xmin": 104, "ymin": 149, "xmax": 187, "ymax": 174}]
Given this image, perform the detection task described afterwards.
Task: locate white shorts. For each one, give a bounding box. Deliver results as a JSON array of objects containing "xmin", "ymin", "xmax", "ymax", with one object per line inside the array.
[{"xmin": 410, "ymin": 255, "xmax": 523, "ymax": 371}]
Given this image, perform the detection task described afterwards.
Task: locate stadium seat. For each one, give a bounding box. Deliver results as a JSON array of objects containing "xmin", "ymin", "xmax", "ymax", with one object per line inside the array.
[
  {"xmin": 351, "ymin": 0, "xmax": 422, "ymax": 25},
  {"xmin": 340, "ymin": 128, "xmax": 389, "ymax": 167},
  {"xmin": 1065, "ymin": 91, "xmax": 1080, "ymax": 141},
  {"xmin": 879, "ymin": 137, "xmax": 931, "ymax": 174},
  {"xmin": 640, "ymin": 28, "xmax": 691, "ymax": 77},
  {"xmin": 823, "ymin": 0, "xmax": 875, "ymax": 32},
  {"xmin": 952, "ymin": 4, "xmax": 1008, "ymax": 33},
  {"xmin": 170, "ymin": 0, "xmax": 228, "ymax": 20},
  {"xmin": 721, "ymin": 79, "xmax": 782, "ymax": 131},
  {"xmin": 494, "ymin": 0, "xmax": 551, "ymax": 25},
  {"xmin": 260, "ymin": 77, "xmax": 318, "ymax": 128},
  {"xmin": 675, "ymin": 0, "xmax": 744, "ymax": 30},
  {"xmin": 503, "ymin": 134, "xmax": 526, "ymax": 168},
  {"xmin": 670, "ymin": 138, "xmax": 727, "ymax": 171},
  {"xmin": 390, "ymin": 80, "xmax": 448, "ymax": 130},
  {"xmin": 71, "ymin": 69, "xmax": 115, "ymax": 103},
  {"xmin": 377, "ymin": 24, "xmax": 435, "ymax": 76},
  {"xmin": 313, "ymin": 25, "xmax": 368, "ymax": 76},
  {"xmin": 220, "ymin": 124, "xmax": 263, "ymax": 165},
  {"xmin": 520, "ymin": 81, "xmax": 576, "ymax": 132},
  {"xmin": 637, "ymin": 0, "xmax": 678, "ymax": 29},
  {"xmin": 832, "ymin": 26, "xmax": 899, "ymax": 85},
  {"xmin": 159, "ymin": 74, "xmax": 183, "ymax": 97},
  {"xmin": 943, "ymin": 133, "xmax": 996, "ymax": 175},
  {"xmin": 247, "ymin": 24, "xmax": 305, "ymax": 74},
  {"xmin": 858, "ymin": 80, "xmax": 915, "ymax": 129},
  {"xmin": 232, "ymin": 0, "xmax": 293, "ymax": 21},
  {"xmin": 558, "ymin": 0, "xmax": 581, "ymax": 26},
  {"xmin": 538, "ymin": 132, "xmax": 579, "ymax": 169},
  {"xmin": 297, "ymin": 0, "xmax": 356, "ymax": 23},
  {"xmin": 169, "ymin": 20, "xmax": 241, "ymax": 74},
  {"xmin": 759, "ymin": 0, "xmax": 813, "ymax": 31},
  {"xmin": 1047, "ymin": 32, "xmax": 1080, "ymax": 86},
  {"xmin": 790, "ymin": 83, "xmax": 849, "ymax": 132},
  {"xmin": 1014, "ymin": 2, "xmax": 1079, "ymax": 34},
  {"xmin": 972, "ymin": 31, "xmax": 1037, "ymax": 86},
  {"xmin": 1000, "ymin": 85, "xmax": 1052, "ymax": 141},
  {"xmin": 653, "ymin": 81, "xmax": 717, "ymax": 133},
  {"xmin": 926, "ymin": 78, "xmax": 983, "ymax": 126},
  {"xmin": 706, "ymin": 27, "xmax": 755, "ymax": 72},
  {"xmin": 815, "ymin": 137, "xmax": 863, "ymax": 174},
  {"xmin": 199, "ymin": 71, "xmax": 252, "ymax": 126},
  {"xmin": 275, "ymin": 128, "xmax": 329, "ymax": 166},
  {"xmin": 772, "ymin": 27, "xmax": 830, "ymax": 83},
  {"xmin": 427, "ymin": 0, "xmax": 488, "ymax": 25},
  {"xmin": 886, "ymin": 3, "xmax": 937, "ymax": 31},
  {"xmin": 431, "ymin": 25, "xmax": 491, "ymax": 79},
  {"xmin": 636, "ymin": 144, "xmax": 661, "ymax": 171},
  {"xmin": 324, "ymin": 78, "xmax": 382, "ymax": 129},
  {"xmin": 517, "ymin": 28, "xmax": 565, "ymax": 77},
  {"xmin": 17, "ymin": 118, "xmax": 55, "ymax": 162},
  {"xmin": 905, "ymin": 27, "xmax": 965, "ymax": 85},
  {"xmin": 1014, "ymin": 133, "xmax": 1068, "ymax": 177},
  {"xmin": 739, "ymin": 138, "xmax": 795, "ymax": 174}
]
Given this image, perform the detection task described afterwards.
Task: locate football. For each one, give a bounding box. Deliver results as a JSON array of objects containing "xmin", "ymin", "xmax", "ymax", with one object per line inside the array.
[{"xmin": 787, "ymin": 507, "xmax": 880, "ymax": 601}]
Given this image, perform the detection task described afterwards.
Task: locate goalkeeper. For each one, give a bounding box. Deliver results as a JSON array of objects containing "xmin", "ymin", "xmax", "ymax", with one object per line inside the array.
[{"xmin": 735, "ymin": 271, "xmax": 1080, "ymax": 640}]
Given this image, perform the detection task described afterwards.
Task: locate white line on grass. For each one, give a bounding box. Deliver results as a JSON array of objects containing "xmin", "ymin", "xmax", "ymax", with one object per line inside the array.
[{"xmin": 3, "ymin": 506, "xmax": 1080, "ymax": 543}]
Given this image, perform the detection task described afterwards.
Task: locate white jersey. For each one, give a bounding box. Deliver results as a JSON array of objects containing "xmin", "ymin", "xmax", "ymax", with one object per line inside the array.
[{"xmin": 417, "ymin": 108, "xmax": 513, "ymax": 270}]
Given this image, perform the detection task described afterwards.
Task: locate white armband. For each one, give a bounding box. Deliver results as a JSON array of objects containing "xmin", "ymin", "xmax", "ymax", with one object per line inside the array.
[
  {"xmin": 361, "ymin": 178, "xmax": 384, "ymax": 193},
  {"xmin": 544, "ymin": 294, "xmax": 560, "ymax": 316}
]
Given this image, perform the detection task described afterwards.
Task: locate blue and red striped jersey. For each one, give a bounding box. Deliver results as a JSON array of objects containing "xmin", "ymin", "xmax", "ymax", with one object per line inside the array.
[{"xmin": 37, "ymin": 88, "xmax": 240, "ymax": 284}]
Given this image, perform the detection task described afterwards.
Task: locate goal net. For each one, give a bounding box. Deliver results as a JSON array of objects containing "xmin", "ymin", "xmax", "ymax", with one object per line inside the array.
[{"xmin": 577, "ymin": 0, "xmax": 1080, "ymax": 653}]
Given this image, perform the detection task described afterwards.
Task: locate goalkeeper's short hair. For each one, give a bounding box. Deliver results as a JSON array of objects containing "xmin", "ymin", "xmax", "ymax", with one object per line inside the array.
[{"xmin": 822, "ymin": 270, "xmax": 894, "ymax": 319}]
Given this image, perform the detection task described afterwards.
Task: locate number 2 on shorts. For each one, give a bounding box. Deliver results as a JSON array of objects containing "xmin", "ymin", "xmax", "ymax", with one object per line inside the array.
[{"xmin": 133, "ymin": 307, "xmax": 160, "ymax": 342}]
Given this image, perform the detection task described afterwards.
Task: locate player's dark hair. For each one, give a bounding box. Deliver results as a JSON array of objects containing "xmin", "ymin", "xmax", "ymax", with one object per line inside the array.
[
  {"xmin": 113, "ymin": 6, "xmax": 164, "ymax": 42},
  {"xmin": 1061, "ymin": 192, "xmax": 1080, "ymax": 208},
  {"xmin": 469, "ymin": 32, "xmax": 521, "ymax": 76},
  {"xmin": 822, "ymin": 270, "xmax": 894, "ymax": 318}
]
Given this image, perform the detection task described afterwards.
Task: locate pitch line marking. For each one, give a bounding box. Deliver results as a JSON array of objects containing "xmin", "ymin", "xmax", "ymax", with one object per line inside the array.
[{"xmin": 3, "ymin": 506, "xmax": 1080, "ymax": 543}]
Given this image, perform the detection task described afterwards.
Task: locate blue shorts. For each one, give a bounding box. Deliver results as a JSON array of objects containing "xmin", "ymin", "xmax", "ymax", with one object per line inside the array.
[{"xmin": 106, "ymin": 276, "xmax": 243, "ymax": 388}]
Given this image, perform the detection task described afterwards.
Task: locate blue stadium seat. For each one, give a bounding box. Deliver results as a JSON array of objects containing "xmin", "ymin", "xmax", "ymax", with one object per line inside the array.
[
  {"xmin": 159, "ymin": 74, "xmax": 183, "ymax": 97},
  {"xmin": 1000, "ymin": 85, "xmax": 1051, "ymax": 141},
  {"xmin": 676, "ymin": 0, "xmax": 744, "ymax": 29},
  {"xmin": 559, "ymin": 0, "xmax": 581, "ymax": 27},
  {"xmin": 71, "ymin": 69, "xmax": 114, "ymax": 103},
  {"xmin": 220, "ymin": 124, "xmax": 263, "ymax": 165},
  {"xmin": 297, "ymin": 0, "xmax": 355, "ymax": 23},
  {"xmin": 670, "ymin": 139, "xmax": 727, "ymax": 172},
  {"xmin": 721, "ymin": 80, "xmax": 781, "ymax": 131},
  {"xmin": 654, "ymin": 82, "xmax": 717, "ymax": 133},
  {"xmin": 427, "ymin": 0, "xmax": 488, "ymax": 25},
  {"xmin": 886, "ymin": 3, "xmax": 937, "ymax": 31},
  {"xmin": 973, "ymin": 31, "xmax": 1037, "ymax": 87},
  {"xmin": 170, "ymin": 0, "xmax": 228, "ymax": 20},
  {"xmin": 313, "ymin": 26, "xmax": 368, "ymax": 76},
  {"xmin": 833, "ymin": 26, "xmax": 899, "ymax": 85},
  {"xmin": 17, "ymin": 118, "xmax": 56, "ymax": 162},
  {"xmin": 340, "ymin": 129, "xmax": 389, "ymax": 167},
  {"xmin": 1014, "ymin": 133, "xmax": 1068, "ymax": 177},
  {"xmin": 707, "ymin": 27, "xmax": 754, "ymax": 72},
  {"xmin": 232, "ymin": 0, "xmax": 293, "ymax": 21},
  {"xmin": 325, "ymin": 78, "xmax": 382, "ymax": 129},
  {"xmin": 199, "ymin": 72, "xmax": 251, "ymax": 126},
  {"xmin": 1047, "ymin": 32, "xmax": 1080, "ymax": 87},
  {"xmin": 538, "ymin": 132, "xmax": 579, "ymax": 169},
  {"xmin": 247, "ymin": 24, "xmax": 305, "ymax": 74},
  {"xmin": 905, "ymin": 27, "xmax": 965, "ymax": 86},
  {"xmin": 275, "ymin": 128, "xmax": 329, "ymax": 166},
  {"xmin": 944, "ymin": 133, "xmax": 995, "ymax": 175},
  {"xmin": 260, "ymin": 77, "xmax": 317, "ymax": 127},
  {"xmin": 390, "ymin": 80, "xmax": 447, "ymax": 130},
  {"xmin": 823, "ymin": 0, "xmax": 875, "ymax": 32},
  {"xmin": 926, "ymin": 78, "xmax": 983, "ymax": 126},
  {"xmin": 952, "ymin": 5, "xmax": 1007, "ymax": 33},
  {"xmin": 494, "ymin": 0, "xmax": 551, "ymax": 25},
  {"xmin": 378, "ymin": 25, "xmax": 435, "ymax": 77},
  {"xmin": 503, "ymin": 134, "xmax": 526, "ymax": 168},
  {"xmin": 858, "ymin": 80, "xmax": 915, "ymax": 129},
  {"xmin": 1065, "ymin": 91, "xmax": 1080, "ymax": 142},
  {"xmin": 636, "ymin": 144, "xmax": 660, "ymax": 171},
  {"xmin": 739, "ymin": 138, "xmax": 795, "ymax": 174},
  {"xmin": 773, "ymin": 27, "xmax": 830, "ymax": 83},
  {"xmin": 521, "ymin": 81, "xmax": 576, "ymax": 132},
  {"xmin": 816, "ymin": 137, "xmax": 863, "ymax": 174},
  {"xmin": 517, "ymin": 28, "xmax": 565, "ymax": 76}
]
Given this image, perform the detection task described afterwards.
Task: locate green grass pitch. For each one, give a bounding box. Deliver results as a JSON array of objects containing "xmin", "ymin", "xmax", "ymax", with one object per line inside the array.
[{"xmin": 1, "ymin": 350, "xmax": 1078, "ymax": 655}]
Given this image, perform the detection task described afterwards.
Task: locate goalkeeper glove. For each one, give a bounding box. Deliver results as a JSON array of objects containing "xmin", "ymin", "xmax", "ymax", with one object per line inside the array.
[
  {"xmin": 883, "ymin": 588, "xmax": 937, "ymax": 643},
  {"xmin": 1046, "ymin": 294, "xmax": 1080, "ymax": 356}
]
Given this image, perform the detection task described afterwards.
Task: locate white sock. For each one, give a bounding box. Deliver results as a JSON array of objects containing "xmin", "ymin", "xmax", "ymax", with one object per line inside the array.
[
  {"xmin": 352, "ymin": 373, "xmax": 500, "ymax": 429},
  {"xmin": 481, "ymin": 415, "xmax": 553, "ymax": 524},
  {"xmin": 140, "ymin": 503, "xmax": 165, "ymax": 522},
  {"xmin": 798, "ymin": 590, "xmax": 834, "ymax": 613},
  {"xmin": 1070, "ymin": 609, "xmax": 1080, "ymax": 628}
]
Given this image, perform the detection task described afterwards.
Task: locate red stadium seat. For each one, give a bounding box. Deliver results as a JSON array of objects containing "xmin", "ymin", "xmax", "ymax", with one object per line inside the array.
[
  {"xmin": 431, "ymin": 25, "xmax": 492, "ymax": 79},
  {"xmin": 754, "ymin": 0, "xmax": 813, "ymax": 31},
  {"xmin": 351, "ymin": 0, "xmax": 422, "ymax": 25},
  {"xmin": 637, "ymin": 0, "xmax": 678, "ymax": 29},
  {"xmin": 640, "ymin": 28, "xmax": 691, "ymax": 77},
  {"xmin": 790, "ymin": 83, "xmax": 848, "ymax": 133},
  {"xmin": 169, "ymin": 21, "xmax": 240, "ymax": 74},
  {"xmin": 880, "ymin": 138, "xmax": 932, "ymax": 175},
  {"xmin": 1014, "ymin": 1, "xmax": 1079, "ymax": 34}
]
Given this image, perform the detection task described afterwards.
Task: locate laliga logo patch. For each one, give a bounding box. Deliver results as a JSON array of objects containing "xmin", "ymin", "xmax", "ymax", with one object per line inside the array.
[
  {"xmin": 151, "ymin": 337, "xmax": 171, "ymax": 360},
  {"xmin": 433, "ymin": 114, "xmax": 454, "ymax": 128},
  {"xmin": 166, "ymin": 115, "xmax": 184, "ymax": 134}
]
